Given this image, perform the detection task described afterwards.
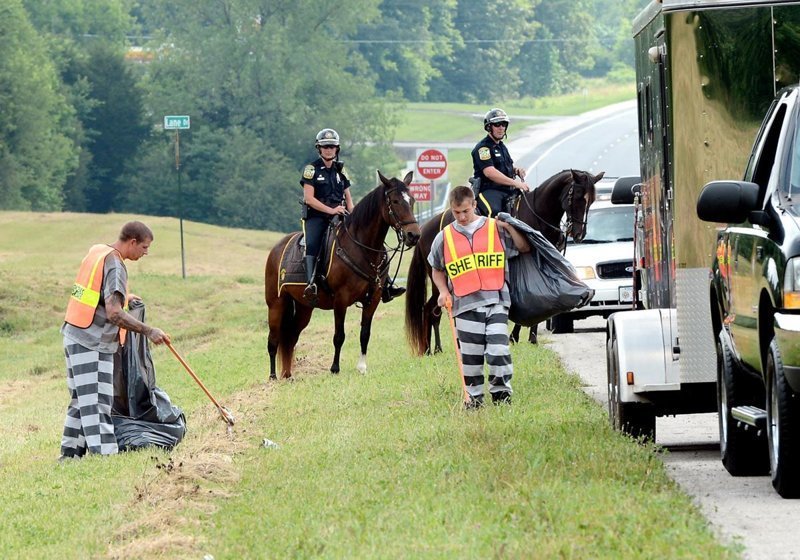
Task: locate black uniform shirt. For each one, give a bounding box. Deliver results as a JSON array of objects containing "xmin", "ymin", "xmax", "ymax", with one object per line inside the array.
[
  {"xmin": 299, "ymin": 158, "xmax": 351, "ymax": 218},
  {"xmin": 471, "ymin": 135, "xmax": 515, "ymax": 192}
]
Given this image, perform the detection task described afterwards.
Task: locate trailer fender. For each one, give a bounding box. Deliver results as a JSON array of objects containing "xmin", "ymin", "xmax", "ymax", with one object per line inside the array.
[{"xmin": 608, "ymin": 308, "xmax": 676, "ymax": 403}]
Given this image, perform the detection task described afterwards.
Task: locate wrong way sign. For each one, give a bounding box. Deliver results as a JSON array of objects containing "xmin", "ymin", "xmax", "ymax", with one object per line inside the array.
[
  {"xmin": 415, "ymin": 148, "xmax": 448, "ymax": 181},
  {"xmin": 408, "ymin": 181, "xmax": 432, "ymax": 202}
]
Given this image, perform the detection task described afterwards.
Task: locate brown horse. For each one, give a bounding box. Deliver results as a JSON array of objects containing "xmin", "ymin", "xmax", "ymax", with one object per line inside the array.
[
  {"xmin": 404, "ymin": 169, "xmax": 604, "ymax": 356},
  {"xmin": 265, "ymin": 170, "xmax": 421, "ymax": 379}
]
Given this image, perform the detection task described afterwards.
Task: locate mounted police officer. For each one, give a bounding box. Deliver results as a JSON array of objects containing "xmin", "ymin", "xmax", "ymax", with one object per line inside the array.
[
  {"xmin": 471, "ymin": 108, "xmax": 530, "ymax": 218},
  {"xmin": 300, "ymin": 129, "xmax": 406, "ymax": 304},
  {"xmin": 300, "ymin": 128, "xmax": 354, "ymax": 304}
]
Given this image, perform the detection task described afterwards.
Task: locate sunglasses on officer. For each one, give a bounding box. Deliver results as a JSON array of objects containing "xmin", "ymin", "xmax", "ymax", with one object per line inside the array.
[{"xmin": 490, "ymin": 122, "xmax": 508, "ymax": 128}]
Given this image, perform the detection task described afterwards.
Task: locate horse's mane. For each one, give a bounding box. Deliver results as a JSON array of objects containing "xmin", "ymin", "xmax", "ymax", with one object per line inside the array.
[
  {"xmin": 347, "ymin": 183, "xmax": 384, "ymax": 229},
  {"xmin": 526, "ymin": 169, "xmax": 573, "ymax": 199}
]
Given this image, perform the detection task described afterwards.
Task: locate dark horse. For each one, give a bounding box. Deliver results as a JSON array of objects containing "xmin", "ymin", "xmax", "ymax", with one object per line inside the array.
[
  {"xmin": 404, "ymin": 169, "xmax": 604, "ymax": 356},
  {"xmin": 265, "ymin": 170, "xmax": 421, "ymax": 379}
]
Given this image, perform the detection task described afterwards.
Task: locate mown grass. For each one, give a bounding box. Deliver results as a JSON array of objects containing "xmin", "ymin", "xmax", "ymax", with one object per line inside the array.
[
  {"xmin": 393, "ymin": 79, "xmax": 635, "ymax": 195},
  {"xmin": 0, "ymin": 210, "xmax": 736, "ymax": 559},
  {"xmin": 393, "ymin": 80, "xmax": 636, "ymax": 143}
]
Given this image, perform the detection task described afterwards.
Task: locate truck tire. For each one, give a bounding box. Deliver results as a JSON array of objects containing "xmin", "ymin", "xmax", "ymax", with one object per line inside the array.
[
  {"xmin": 767, "ymin": 338, "xmax": 800, "ymax": 498},
  {"xmin": 607, "ymin": 336, "xmax": 656, "ymax": 442},
  {"xmin": 716, "ymin": 332, "xmax": 769, "ymax": 475},
  {"xmin": 550, "ymin": 314, "xmax": 574, "ymax": 334}
]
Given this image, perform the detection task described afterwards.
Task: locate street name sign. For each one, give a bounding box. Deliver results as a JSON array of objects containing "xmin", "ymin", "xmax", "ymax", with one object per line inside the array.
[{"xmin": 164, "ymin": 115, "xmax": 190, "ymax": 130}]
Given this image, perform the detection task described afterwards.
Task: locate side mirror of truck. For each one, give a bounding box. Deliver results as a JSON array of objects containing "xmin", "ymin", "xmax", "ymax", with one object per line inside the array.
[
  {"xmin": 696, "ymin": 180, "xmax": 760, "ymax": 224},
  {"xmin": 611, "ymin": 176, "xmax": 641, "ymax": 204}
]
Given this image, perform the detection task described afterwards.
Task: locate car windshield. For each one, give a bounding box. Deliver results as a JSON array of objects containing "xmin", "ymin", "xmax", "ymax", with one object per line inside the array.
[{"xmin": 569, "ymin": 205, "xmax": 634, "ymax": 244}]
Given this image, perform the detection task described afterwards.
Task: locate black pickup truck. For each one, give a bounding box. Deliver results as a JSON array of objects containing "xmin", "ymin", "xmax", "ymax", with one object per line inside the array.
[{"xmin": 697, "ymin": 84, "xmax": 800, "ymax": 498}]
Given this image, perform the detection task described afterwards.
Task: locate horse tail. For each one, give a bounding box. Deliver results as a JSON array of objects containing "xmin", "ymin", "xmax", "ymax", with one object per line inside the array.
[{"xmin": 405, "ymin": 240, "xmax": 430, "ymax": 356}]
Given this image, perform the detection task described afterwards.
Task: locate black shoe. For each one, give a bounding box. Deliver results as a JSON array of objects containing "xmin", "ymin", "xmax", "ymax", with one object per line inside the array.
[
  {"xmin": 491, "ymin": 391, "xmax": 512, "ymax": 405},
  {"xmin": 381, "ymin": 284, "xmax": 406, "ymax": 303},
  {"xmin": 464, "ymin": 395, "xmax": 485, "ymax": 410}
]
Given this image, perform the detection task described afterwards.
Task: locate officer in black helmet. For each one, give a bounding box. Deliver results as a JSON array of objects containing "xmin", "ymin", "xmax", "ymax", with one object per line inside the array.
[
  {"xmin": 300, "ymin": 128, "xmax": 354, "ymax": 304},
  {"xmin": 299, "ymin": 129, "xmax": 406, "ymax": 304},
  {"xmin": 471, "ymin": 108, "xmax": 530, "ymax": 217}
]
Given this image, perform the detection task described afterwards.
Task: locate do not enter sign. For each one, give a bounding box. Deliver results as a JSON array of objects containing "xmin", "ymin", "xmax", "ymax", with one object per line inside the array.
[{"xmin": 416, "ymin": 148, "xmax": 448, "ymax": 181}]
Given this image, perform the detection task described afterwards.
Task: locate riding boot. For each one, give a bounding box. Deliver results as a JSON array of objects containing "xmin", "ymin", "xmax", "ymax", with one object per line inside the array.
[
  {"xmin": 303, "ymin": 255, "xmax": 318, "ymax": 304},
  {"xmin": 381, "ymin": 278, "xmax": 407, "ymax": 303}
]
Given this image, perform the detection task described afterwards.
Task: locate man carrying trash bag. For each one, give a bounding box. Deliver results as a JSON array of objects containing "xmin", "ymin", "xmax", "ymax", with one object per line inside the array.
[{"xmin": 428, "ymin": 186, "xmax": 531, "ymax": 409}]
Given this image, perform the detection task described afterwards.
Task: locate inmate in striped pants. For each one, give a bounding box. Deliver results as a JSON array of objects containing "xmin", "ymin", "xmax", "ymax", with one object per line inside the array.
[
  {"xmin": 454, "ymin": 303, "xmax": 513, "ymax": 398},
  {"xmin": 61, "ymin": 341, "xmax": 118, "ymax": 457}
]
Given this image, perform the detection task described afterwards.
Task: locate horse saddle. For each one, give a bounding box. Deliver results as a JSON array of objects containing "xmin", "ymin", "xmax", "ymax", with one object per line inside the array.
[{"xmin": 278, "ymin": 228, "xmax": 336, "ymax": 295}]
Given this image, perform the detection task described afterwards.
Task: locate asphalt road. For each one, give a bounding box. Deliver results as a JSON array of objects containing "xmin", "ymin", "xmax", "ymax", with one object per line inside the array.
[{"xmin": 544, "ymin": 317, "xmax": 800, "ymax": 560}]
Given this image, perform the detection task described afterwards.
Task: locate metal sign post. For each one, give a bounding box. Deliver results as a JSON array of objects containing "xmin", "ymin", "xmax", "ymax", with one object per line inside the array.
[{"xmin": 164, "ymin": 115, "xmax": 190, "ymax": 278}]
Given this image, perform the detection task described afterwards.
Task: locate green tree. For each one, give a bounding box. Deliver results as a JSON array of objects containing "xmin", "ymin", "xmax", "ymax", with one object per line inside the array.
[
  {"xmin": 22, "ymin": 0, "xmax": 144, "ymax": 212},
  {"xmin": 515, "ymin": 0, "xmax": 596, "ymax": 97},
  {"xmin": 0, "ymin": 0, "xmax": 77, "ymax": 210},
  {"xmin": 125, "ymin": 0, "xmax": 401, "ymax": 231},
  {"xmin": 428, "ymin": 0, "xmax": 534, "ymax": 103},
  {"xmin": 354, "ymin": 0, "xmax": 460, "ymax": 101}
]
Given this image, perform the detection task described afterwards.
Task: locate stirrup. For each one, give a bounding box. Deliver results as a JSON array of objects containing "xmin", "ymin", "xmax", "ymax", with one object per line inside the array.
[{"xmin": 303, "ymin": 283, "xmax": 318, "ymax": 304}]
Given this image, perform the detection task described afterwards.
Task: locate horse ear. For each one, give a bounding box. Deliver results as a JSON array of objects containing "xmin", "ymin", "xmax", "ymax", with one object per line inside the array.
[
  {"xmin": 402, "ymin": 171, "xmax": 413, "ymax": 186},
  {"xmin": 593, "ymin": 171, "xmax": 606, "ymax": 182},
  {"xmin": 377, "ymin": 169, "xmax": 389, "ymax": 186}
]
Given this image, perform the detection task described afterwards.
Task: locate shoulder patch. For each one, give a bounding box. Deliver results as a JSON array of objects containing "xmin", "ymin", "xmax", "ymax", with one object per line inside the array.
[
  {"xmin": 340, "ymin": 166, "xmax": 350, "ymax": 181},
  {"xmin": 478, "ymin": 147, "xmax": 491, "ymax": 161},
  {"xmin": 302, "ymin": 165, "xmax": 315, "ymax": 180}
]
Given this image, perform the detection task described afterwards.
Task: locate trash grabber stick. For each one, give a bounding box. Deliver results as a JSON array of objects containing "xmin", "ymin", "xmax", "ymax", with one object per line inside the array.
[
  {"xmin": 444, "ymin": 299, "xmax": 470, "ymax": 405},
  {"xmin": 166, "ymin": 341, "xmax": 235, "ymax": 426}
]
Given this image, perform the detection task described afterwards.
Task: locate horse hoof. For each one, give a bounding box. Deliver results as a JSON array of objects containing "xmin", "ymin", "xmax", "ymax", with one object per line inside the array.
[{"xmin": 269, "ymin": 374, "xmax": 277, "ymax": 382}]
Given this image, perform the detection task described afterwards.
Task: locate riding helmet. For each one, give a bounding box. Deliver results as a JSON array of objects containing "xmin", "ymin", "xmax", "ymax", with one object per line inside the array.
[
  {"xmin": 315, "ymin": 128, "xmax": 340, "ymax": 147},
  {"xmin": 483, "ymin": 108, "xmax": 510, "ymax": 131}
]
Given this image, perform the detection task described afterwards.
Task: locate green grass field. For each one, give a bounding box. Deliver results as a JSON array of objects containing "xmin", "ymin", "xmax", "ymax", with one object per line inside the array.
[{"xmin": 0, "ymin": 211, "xmax": 736, "ymax": 559}]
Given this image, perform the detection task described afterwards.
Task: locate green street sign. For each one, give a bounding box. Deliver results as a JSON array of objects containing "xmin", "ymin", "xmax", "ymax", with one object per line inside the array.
[{"xmin": 164, "ymin": 115, "xmax": 190, "ymax": 130}]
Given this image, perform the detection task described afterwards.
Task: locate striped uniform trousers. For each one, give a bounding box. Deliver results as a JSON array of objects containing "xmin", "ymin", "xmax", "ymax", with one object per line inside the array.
[
  {"xmin": 61, "ymin": 341, "xmax": 118, "ymax": 457},
  {"xmin": 454, "ymin": 303, "xmax": 513, "ymax": 398}
]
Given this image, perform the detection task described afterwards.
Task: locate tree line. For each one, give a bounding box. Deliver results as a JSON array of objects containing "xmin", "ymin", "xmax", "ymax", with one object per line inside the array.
[{"xmin": 1, "ymin": 0, "xmax": 647, "ymax": 232}]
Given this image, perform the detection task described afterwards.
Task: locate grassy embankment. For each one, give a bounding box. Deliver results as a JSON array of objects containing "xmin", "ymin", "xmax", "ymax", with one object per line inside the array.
[{"xmin": 0, "ymin": 206, "xmax": 736, "ymax": 558}]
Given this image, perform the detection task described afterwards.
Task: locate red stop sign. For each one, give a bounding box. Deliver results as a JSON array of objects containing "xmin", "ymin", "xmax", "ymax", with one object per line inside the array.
[{"xmin": 416, "ymin": 149, "xmax": 448, "ymax": 181}]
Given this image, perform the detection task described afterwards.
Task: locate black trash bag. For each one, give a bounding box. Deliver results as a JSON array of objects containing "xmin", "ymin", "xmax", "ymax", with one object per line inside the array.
[
  {"xmin": 112, "ymin": 300, "xmax": 186, "ymax": 451},
  {"xmin": 498, "ymin": 212, "xmax": 594, "ymax": 327}
]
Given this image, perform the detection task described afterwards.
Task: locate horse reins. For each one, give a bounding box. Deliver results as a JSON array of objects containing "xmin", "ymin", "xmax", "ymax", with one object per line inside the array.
[
  {"xmin": 518, "ymin": 174, "xmax": 587, "ymax": 253},
  {"xmin": 336, "ymin": 185, "xmax": 417, "ymax": 286}
]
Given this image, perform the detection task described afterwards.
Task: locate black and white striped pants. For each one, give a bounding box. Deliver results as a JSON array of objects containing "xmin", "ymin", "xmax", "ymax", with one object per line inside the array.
[
  {"xmin": 455, "ymin": 303, "xmax": 513, "ymax": 398},
  {"xmin": 61, "ymin": 340, "xmax": 118, "ymax": 457}
]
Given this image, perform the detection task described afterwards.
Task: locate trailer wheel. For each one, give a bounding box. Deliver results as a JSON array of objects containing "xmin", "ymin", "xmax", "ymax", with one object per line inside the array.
[
  {"xmin": 717, "ymin": 331, "xmax": 768, "ymax": 476},
  {"xmin": 550, "ymin": 314, "xmax": 574, "ymax": 334},
  {"xmin": 607, "ymin": 336, "xmax": 655, "ymax": 442},
  {"xmin": 767, "ymin": 338, "xmax": 800, "ymax": 497}
]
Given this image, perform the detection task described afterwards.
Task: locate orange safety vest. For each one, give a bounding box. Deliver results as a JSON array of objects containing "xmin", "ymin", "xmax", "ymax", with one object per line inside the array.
[
  {"xmin": 64, "ymin": 244, "xmax": 128, "ymax": 344},
  {"xmin": 443, "ymin": 218, "xmax": 505, "ymax": 297}
]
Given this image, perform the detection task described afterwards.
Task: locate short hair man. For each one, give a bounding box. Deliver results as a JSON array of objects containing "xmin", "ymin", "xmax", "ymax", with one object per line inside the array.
[
  {"xmin": 428, "ymin": 187, "xmax": 530, "ymax": 408},
  {"xmin": 60, "ymin": 221, "xmax": 170, "ymax": 459}
]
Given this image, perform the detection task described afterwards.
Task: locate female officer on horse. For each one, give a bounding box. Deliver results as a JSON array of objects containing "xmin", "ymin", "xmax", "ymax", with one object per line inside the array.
[
  {"xmin": 300, "ymin": 128, "xmax": 354, "ymax": 304},
  {"xmin": 300, "ymin": 128, "xmax": 406, "ymax": 305}
]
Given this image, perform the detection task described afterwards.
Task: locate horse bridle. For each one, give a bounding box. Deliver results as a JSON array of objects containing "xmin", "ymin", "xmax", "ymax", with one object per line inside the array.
[
  {"xmin": 336, "ymin": 184, "xmax": 418, "ymax": 285},
  {"xmin": 519, "ymin": 177, "xmax": 587, "ymax": 252},
  {"xmin": 385, "ymin": 185, "xmax": 419, "ymax": 233}
]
